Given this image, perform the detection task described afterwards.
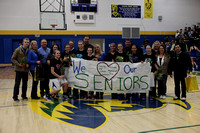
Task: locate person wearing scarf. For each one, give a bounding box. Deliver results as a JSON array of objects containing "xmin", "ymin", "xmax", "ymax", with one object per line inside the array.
[
  {"xmin": 27, "ymin": 40, "xmax": 41, "ymax": 99},
  {"xmin": 155, "ymin": 44, "xmax": 170, "ymax": 99}
]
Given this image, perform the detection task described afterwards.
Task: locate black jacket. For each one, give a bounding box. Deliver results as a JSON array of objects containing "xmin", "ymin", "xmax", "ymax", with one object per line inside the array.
[
  {"xmin": 168, "ymin": 52, "xmax": 192, "ymax": 77},
  {"xmin": 104, "ymin": 52, "xmax": 117, "ymax": 61}
]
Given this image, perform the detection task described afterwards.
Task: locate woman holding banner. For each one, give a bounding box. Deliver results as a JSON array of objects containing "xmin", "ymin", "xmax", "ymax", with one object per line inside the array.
[
  {"xmin": 83, "ymin": 46, "xmax": 96, "ymax": 99},
  {"xmin": 143, "ymin": 45, "xmax": 157, "ymax": 100},
  {"xmin": 104, "ymin": 43, "xmax": 117, "ymax": 62},
  {"xmin": 115, "ymin": 43, "xmax": 128, "ymax": 100},
  {"xmin": 75, "ymin": 40, "xmax": 87, "ymax": 99},
  {"xmin": 94, "ymin": 44, "xmax": 106, "ymax": 99},
  {"xmin": 75, "ymin": 40, "xmax": 87, "ymax": 58},
  {"xmin": 128, "ymin": 44, "xmax": 144, "ymax": 100},
  {"xmin": 104, "ymin": 43, "xmax": 117, "ymax": 99},
  {"xmin": 94, "ymin": 44, "xmax": 106, "ymax": 61}
]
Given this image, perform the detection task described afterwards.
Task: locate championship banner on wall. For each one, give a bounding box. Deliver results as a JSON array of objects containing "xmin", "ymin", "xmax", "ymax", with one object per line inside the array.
[
  {"xmin": 144, "ymin": 0, "xmax": 153, "ymax": 18},
  {"xmin": 68, "ymin": 58, "xmax": 151, "ymax": 93},
  {"xmin": 111, "ymin": 5, "xmax": 141, "ymax": 18}
]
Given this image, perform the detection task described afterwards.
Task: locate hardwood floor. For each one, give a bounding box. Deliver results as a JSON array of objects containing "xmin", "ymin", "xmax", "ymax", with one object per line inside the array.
[{"xmin": 0, "ymin": 66, "xmax": 200, "ymax": 133}]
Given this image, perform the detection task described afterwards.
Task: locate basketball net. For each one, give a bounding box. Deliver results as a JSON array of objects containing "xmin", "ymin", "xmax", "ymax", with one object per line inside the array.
[{"xmin": 50, "ymin": 24, "xmax": 57, "ymax": 31}]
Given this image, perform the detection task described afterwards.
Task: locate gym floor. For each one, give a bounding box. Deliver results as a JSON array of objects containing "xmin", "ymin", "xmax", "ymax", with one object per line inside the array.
[{"xmin": 0, "ymin": 66, "xmax": 200, "ymax": 133}]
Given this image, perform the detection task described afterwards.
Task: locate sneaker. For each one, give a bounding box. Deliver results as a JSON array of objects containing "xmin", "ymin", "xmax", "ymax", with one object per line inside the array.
[
  {"xmin": 73, "ymin": 96, "xmax": 78, "ymax": 99},
  {"xmin": 149, "ymin": 95, "xmax": 153, "ymax": 101},
  {"xmin": 32, "ymin": 96, "xmax": 40, "ymax": 99},
  {"xmin": 13, "ymin": 98, "xmax": 19, "ymax": 102},
  {"xmin": 91, "ymin": 94, "xmax": 95, "ymax": 100},
  {"xmin": 40, "ymin": 94, "xmax": 44, "ymax": 98},
  {"xmin": 43, "ymin": 95, "xmax": 51, "ymax": 101},
  {"xmin": 22, "ymin": 97, "xmax": 28, "ymax": 100},
  {"xmin": 142, "ymin": 97, "xmax": 146, "ymax": 101},
  {"xmin": 162, "ymin": 95, "xmax": 166, "ymax": 99},
  {"xmin": 63, "ymin": 95, "xmax": 69, "ymax": 101},
  {"xmin": 100, "ymin": 95, "xmax": 103, "ymax": 99},
  {"xmin": 173, "ymin": 96, "xmax": 180, "ymax": 100},
  {"xmin": 118, "ymin": 94, "xmax": 125, "ymax": 100},
  {"xmin": 159, "ymin": 95, "xmax": 163, "ymax": 99},
  {"xmin": 68, "ymin": 94, "xmax": 73, "ymax": 99},
  {"xmin": 84, "ymin": 95, "xmax": 88, "ymax": 99},
  {"xmin": 95, "ymin": 95, "xmax": 100, "ymax": 99},
  {"xmin": 132, "ymin": 96, "xmax": 136, "ymax": 101},
  {"xmin": 181, "ymin": 97, "xmax": 186, "ymax": 101}
]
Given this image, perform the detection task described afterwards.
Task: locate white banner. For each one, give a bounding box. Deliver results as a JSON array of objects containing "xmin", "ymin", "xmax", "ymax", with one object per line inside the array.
[{"xmin": 68, "ymin": 58, "xmax": 151, "ymax": 93}]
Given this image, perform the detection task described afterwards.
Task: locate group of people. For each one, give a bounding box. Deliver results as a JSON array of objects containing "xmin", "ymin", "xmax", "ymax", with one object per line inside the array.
[
  {"xmin": 103, "ymin": 39, "xmax": 192, "ymax": 101},
  {"xmin": 174, "ymin": 25, "xmax": 200, "ymax": 70},
  {"xmin": 11, "ymin": 35, "xmax": 193, "ymax": 102},
  {"xmin": 11, "ymin": 38, "xmax": 68, "ymax": 101}
]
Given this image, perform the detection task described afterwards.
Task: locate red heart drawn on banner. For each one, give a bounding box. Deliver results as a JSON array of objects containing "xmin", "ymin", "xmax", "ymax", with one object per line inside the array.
[{"xmin": 97, "ymin": 62, "xmax": 120, "ymax": 80}]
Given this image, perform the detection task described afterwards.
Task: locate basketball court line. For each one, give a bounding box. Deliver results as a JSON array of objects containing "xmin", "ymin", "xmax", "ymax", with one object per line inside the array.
[
  {"xmin": 139, "ymin": 124, "xmax": 200, "ymax": 133},
  {"xmin": 0, "ymin": 88, "xmax": 13, "ymax": 90},
  {"xmin": 0, "ymin": 104, "xmax": 27, "ymax": 108}
]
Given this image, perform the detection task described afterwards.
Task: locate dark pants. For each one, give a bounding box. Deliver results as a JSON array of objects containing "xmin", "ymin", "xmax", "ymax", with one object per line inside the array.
[
  {"xmin": 80, "ymin": 90, "xmax": 85, "ymax": 98},
  {"xmin": 96, "ymin": 92, "xmax": 104, "ymax": 99},
  {"xmin": 13, "ymin": 71, "xmax": 28, "ymax": 99},
  {"xmin": 158, "ymin": 75, "xmax": 168, "ymax": 96},
  {"xmin": 40, "ymin": 64, "xmax": 49, "ymax": 97},
  {"xmin": 111, "ymin": 93, "xmax": 118, "ymax": 99},
  {"xmin": 73, "ymin": 88, "xmax": 79, "ymax": 98},
  {"xmin": 174, "ymin": 75, "xmax": 186, "ymax": 98},
  {"xmin": 66, "ymin": 87, "xmax": 71, "ymax": 96},
  {"xmin": 152, "ymin": 77, "xmax": 157, "ymax": 97},
  {"xmin": 30, "ymin": 71, "xmax": 39, "ymax": 98}
]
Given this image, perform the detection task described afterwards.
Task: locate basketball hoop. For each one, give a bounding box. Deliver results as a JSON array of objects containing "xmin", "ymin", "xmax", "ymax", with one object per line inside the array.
[{"xmin": 50, "ymin": 24, "xmax": 57, "ymax": 31}]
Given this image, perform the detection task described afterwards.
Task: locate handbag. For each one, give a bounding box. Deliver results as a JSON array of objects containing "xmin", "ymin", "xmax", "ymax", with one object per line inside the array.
[
  {"xmin": 34, "ymin": 65, "xmax": 45, "ymax": 81},
  {"xmin": 185, "ymin": 76, "xmax": 199, "ymax": 92}
]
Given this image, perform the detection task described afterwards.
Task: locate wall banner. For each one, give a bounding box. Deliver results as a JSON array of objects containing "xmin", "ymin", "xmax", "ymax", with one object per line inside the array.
[
  {"xmin": 111, "ymin": 5, "xmax": 141, "ymax": 18},
  {"xmin": 144, "ymin": 0, "xmax": 153, "ymax": 18},
  {"xmin": 68, "ymin": 58, "xmax": 151, "ymax": 93}
]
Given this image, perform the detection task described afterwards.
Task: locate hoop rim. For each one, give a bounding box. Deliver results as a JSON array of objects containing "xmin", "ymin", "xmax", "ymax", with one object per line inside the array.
[{"xmin": 50, "ymin": 24, "xmax": 58, "ymax": 28}]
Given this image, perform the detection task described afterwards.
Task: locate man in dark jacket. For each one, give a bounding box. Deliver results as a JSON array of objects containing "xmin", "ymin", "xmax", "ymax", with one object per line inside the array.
[{"xmin": 168, "ymin": 44, "xmax": 192, "ymax": 101}]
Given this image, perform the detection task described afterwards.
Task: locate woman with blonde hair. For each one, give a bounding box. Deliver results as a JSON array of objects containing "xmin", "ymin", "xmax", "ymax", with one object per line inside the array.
[
  {"xmin": 94, "ymin": 44, "xmax": 106, "ymax": 99},
  {"xmin": 152, "ymin": 41, "xmax": 161, "ymax": 55},
  {"xmin": 27, "ymin": 40, "xmax": 41, "ymax": 99},
  {"xmin": 94, "ymin": 44, "xmax": 106, "ymax": 61}
]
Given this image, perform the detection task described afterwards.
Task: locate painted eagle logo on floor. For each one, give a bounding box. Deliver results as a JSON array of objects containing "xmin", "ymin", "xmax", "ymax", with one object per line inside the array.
[{"xmin": 27, "ymin": 95, "xmax": 192, "ymax": 130}]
